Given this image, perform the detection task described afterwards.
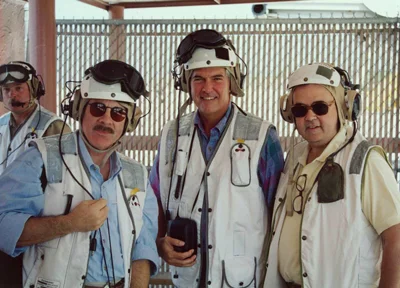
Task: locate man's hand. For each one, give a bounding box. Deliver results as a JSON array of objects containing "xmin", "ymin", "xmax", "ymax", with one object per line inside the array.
[
  {"xmin": 156, "ymin": 236, "xmax": 196, "ymax": 267},
  {"xmin": 67, "ymin": 199, "xmax": 109, "ymax": 232}
]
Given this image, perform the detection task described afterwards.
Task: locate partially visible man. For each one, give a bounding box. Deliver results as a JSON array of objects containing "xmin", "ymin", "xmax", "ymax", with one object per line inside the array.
[
  {"xmin": 264, "ymin": 63, "xmax": 400, "ymax": 288},
  {"xmin": 150, "ymin": 29, "xmax": 284, "ymax": 287},
  {"xmin": 0, "ymin": 61, "xmax": 71, "ymax": 287},
  {"xmin": 0, "ymin": 59, "xmax": 158, "ymax": 288}
]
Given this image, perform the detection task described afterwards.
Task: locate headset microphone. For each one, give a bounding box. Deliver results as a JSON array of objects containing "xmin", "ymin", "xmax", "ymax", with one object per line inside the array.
[{"xmin": 10, "ymin": 100, "xmax": 28, "ymax": 107}]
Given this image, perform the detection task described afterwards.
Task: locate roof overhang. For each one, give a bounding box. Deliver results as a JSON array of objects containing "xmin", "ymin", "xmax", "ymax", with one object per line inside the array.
[{"xmin": 77, "ymin": 0, "xmax": 291, "ymax": 10}]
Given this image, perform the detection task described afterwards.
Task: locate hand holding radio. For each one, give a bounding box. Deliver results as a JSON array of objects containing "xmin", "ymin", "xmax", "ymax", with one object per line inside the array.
[
  {"xmin": 67, "ymin": 199, "xmax": 109, "ymax": 232},
  {"xmin": 156, "ymin": 235, "xmax": 196, "ymax": 267}
]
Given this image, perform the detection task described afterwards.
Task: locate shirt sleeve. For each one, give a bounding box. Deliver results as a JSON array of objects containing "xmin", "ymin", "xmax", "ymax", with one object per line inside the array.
[
  {"xmin": 257, "ymin": 127, "xmax": 285, "ymax": 209},
  {"xmin": 362, "ymin": 148, "xmax": 400, "ymax": 235},
  {"xmin": 0, "ymin": 146, "xmax": 45, "ymax": 256},
  {"xmin": 132, "ymin": 183, "xmax": 160, "ymax": 276}
]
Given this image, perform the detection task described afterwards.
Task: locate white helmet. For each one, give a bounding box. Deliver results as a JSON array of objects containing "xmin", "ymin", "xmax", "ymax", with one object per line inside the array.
[
  {"xmin": 80, "ymin": 74, "xmax": 136, "ymax": 103},
  {"xmin": 181, "ymin": 44, "xmax": 244, "ymax": 97},
  {"xmin": 280, "ymin": 63, "xmax": 361, "ymax": 126},
  {"xmin": 287, "ymin": 63, "xmax": 341, "ymax": 89},
  {"xmin": 183, "ymin": 44, "xmax": 237, "ymax": 71}
]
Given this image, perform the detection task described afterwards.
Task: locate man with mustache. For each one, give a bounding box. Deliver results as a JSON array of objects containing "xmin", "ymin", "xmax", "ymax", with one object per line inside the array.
[
  {"xmin": 149, "ymin": 29, "xmax": 284, "ymax": 287},
  {"xmin": 263, "ymin": 63, "xmax": 400, "ymax": 288},
  {"xmin": 0, "ymin": 61, "xmax": 71, "ymax": 286},
  {"xmin": 0, "ymin": 60, "xmax": 159, "ymax": 288}
]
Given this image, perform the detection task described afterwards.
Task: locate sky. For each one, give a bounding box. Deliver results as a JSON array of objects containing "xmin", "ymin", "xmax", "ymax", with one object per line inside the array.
[{"xmin": 54, "ymin": 0, "xmax": 400, "ymax": 20}]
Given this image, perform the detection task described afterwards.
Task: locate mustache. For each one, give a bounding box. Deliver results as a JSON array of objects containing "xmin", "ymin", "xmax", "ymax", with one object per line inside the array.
[
  {"xmin": 10, "ymin": 99, "xmax": 27, "ymax": 107},
  {"xmin": 93, "ymin": 124, "xmax": 114, "ymax": 134}
]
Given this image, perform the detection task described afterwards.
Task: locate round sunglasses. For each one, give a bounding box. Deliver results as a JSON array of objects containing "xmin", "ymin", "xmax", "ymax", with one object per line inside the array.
[
  {"xmin": 291, "ymin": 100, "xmax": 335, "ymax": 118},
  {"xmin": 88, "ymin": 102, "xmax": 127, "ymax": 122}
]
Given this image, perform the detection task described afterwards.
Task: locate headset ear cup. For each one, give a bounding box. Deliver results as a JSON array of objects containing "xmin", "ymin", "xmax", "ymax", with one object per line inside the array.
[
  {"xmin": 345, "ymin": 90, "xmax": 361, "ymax": 121},
  {"xmin": 36, "ymin": 79, "xmax": 45, "ymax": 99},
  {"xmin": 130, "ymin": 105, "xmax": 142, "ymax": 132},
  {"xmin": 279, "ymin": 93, "xmax": 294, "ymax": 123},
  {"xmin": 240, "ymin": 73, "xmax": 245, "ymax": 89}
]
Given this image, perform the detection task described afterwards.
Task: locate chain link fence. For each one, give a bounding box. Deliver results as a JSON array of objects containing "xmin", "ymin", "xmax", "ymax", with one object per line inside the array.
[{"xmin": 56, "ymin": 16, "xmax": 400, "ymax": 285}]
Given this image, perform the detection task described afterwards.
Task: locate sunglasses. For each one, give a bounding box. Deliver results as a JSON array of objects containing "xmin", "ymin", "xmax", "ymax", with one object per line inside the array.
[
  {"xmin": 88, "ymin": 102, "xmax": 127, "ymax": 122},
  {"xmin": 85, "ymin": 60, "xmax": 146, "ymax": 101},
  {"xmin": 291, "ymin": 101, "xmax": 335, "ymax": 118},
  {"xmin": 175, "ymin": 29, "xmax": 227, "ymax": 65}
]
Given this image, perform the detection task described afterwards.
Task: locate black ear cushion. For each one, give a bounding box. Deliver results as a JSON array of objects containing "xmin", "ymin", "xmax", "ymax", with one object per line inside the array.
[
  {"xmin": 351, "ymin": 93, "xmax": 361, "ymax": 121},
  {"xmin": 35, "ymin": 79, "xmax": 45, "ymax": 98}
]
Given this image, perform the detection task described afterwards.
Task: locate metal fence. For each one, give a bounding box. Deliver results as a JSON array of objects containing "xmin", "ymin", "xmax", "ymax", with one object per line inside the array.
[
  {"xmin": 56, "ymin": 17, "xmax": 400, "ymax": 181},
  {"xmin": 56, "ymin": 16, "xmax": 400, "ymax": 286}
]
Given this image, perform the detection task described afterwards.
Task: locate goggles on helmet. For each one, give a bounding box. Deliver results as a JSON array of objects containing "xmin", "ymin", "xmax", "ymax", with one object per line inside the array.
[
  {"xmin": 0, "ymin": 63, "xmax": 33, "ymax": 86},
  {"xmin": 175, "ymin": 29, "xmax": 229, "ymax": 65},
  {"xmin": 85, "ymin": 59, "xmax": 146, "ymax": 101}
]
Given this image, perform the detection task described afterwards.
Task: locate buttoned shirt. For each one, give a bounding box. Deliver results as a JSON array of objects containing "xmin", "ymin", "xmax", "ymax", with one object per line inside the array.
[{"xmin": 0, "ymin": 133, "xmax": 159, "ymax": 283}]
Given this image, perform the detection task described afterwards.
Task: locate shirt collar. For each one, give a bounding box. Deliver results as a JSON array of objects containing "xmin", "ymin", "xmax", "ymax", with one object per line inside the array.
[
  {"xmin": 299, "ymin": 127, "xmax": 347, "ymax": 166},
  {"xmin": 9, "ymin": 103, "xmax": 38, "ymax": 129},
  {"xmin": 77, "ymin": 132, "xmax": 122, "ymax": 179},
  {"xmin": 194, "ymin": 102, "xmax": 232, "ymax": 136}
]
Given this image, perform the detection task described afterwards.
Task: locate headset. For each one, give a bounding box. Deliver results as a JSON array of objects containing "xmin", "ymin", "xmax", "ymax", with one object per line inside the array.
[
  {"xmin": 0, "ymin": 61, "xmax": 45, "ymax": 101},
  {"xmin": 61, "ymin": 75, "xmax": 144, "ymax": 133},
  {"xmin": 279, "ymin": 63, "xmax": 361, "ymax": 124},
  {"xmin": 172, "ymin": 30, "xmax": 247, "ymax": 98}
]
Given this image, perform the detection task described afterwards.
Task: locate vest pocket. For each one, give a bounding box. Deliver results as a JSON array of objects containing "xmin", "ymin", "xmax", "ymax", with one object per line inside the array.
[
  {"xmin": 129, "ymin": 191, "xmax": 144, "ymax": 226},
  {"xmin": 221, "ymin": 256, "xmax": 257, "ymax": 288},
  {"xmin": 231, "ymin": 143, "xmax": 251, "ymax": 187}
]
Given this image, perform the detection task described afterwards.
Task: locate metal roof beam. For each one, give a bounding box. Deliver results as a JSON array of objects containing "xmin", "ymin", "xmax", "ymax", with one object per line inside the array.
[{"xmin": 78, "ymin": 0, "xmax": 109, "ymax": 10}]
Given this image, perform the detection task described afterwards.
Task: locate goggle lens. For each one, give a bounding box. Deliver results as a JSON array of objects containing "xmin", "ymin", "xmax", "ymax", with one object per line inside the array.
[
  {"xmin": 89, "ymin": 102, "xmax": 127, "ymax": 122},
  {"xmin": 176, "ymin": 29, "xmax": 227, "ymax": 64},
  {"xmin": 291, "ymin": 101, "xmax": 334, "ymax": 118},
  {"xmin": 85, "ymin": 60, "xmax": 145, "ymax": 101},
  {"xmin": 0, "ymin": 64, "xmax": 31, "ymax": 86}
]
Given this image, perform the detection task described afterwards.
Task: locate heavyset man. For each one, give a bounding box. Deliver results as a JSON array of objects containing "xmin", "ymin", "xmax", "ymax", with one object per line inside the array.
[
  {"xmin": 0, "ymin": 59, "xmax": 158, "ymax": 288},
  {"xmin": 0, "ymin": 61, "xmax": 71, "ymax": 287},
  {"xmin": 149, "ymin": 29, "xmax": 284, "ymax": 287},
  {"xmin": 264, "ymin": 63, "xmax": 400, "ymax": 288}
]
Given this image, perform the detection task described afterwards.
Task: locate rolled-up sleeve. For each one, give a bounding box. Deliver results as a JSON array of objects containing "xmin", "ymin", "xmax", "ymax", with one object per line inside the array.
[
  {"xmin": 0, "ymin": 146, "xmax": 45, "ymax": 256},
  {"xmin": 132, "ymin": 184, "xmax": 160, "ymax": 275}
]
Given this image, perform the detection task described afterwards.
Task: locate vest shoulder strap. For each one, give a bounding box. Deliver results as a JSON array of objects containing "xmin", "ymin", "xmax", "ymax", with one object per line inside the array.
[
  {"xmin": 119, "ymin": 153, "xmax": 146, "ymax": 191},
  {"xmin": 165, "ymin": 112, "xmax": 195, "ymax": 165},
  {"xmin": 40, "ymin": 133, "xmax": 77, "ymax": 183},
  {"xmin": 30, "ymin": 107, "xmax": 57, "ymax": 132},
  {"xmin": 233, "ymin": 111, "xmax": 264, "ymax": 141},
  {"xmin": 349, "ymin": 140, "xmax": 373, "ymax": 175},
  {"xmin": 0, "ymin": 113, "xmax": 11, "ymax": 126}
]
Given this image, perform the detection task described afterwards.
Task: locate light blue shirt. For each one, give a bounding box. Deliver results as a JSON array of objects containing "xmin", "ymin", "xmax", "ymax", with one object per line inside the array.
[{"xmin": 0, "ymin": 133, "xmax": 159, "ymax": 282}]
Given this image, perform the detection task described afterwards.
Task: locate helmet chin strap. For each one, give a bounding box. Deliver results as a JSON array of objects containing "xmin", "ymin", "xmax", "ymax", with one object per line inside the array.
[{"xmin": 80, "ymin": 130, "xmax": 123, "ymax": 168}]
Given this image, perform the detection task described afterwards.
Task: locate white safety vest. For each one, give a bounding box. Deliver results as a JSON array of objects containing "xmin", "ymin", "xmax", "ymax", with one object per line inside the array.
[
  {"xmin": 0, "ymin": 105, "xmax": 62, "ymax": 174},
  {"xmin": 159, "ymin": 105, "xmax": 273, "ymax": 288},
  {"xmin": 264, "ymin": 129, "xmax": 383, "ymax": 288},
  {"xmin": 22, "ymin": 132, "xmax": 147, "ymax": 288}
]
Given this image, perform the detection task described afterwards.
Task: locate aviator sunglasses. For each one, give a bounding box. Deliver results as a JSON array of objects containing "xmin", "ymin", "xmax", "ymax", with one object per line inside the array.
[
  {"xmin": 291, "ymin": 100, "xmax": 335, "ymax": 118},
  {"xmin": 88, "ymin": 102, "xmax": 127, "ymax": 122}
]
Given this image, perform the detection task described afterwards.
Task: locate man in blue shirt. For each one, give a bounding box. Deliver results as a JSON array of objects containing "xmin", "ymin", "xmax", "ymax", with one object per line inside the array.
[
  {"xmin": 149, "ymin": 29, "xmax": 284, "ymax": 287},
  {"xmin": 0, "ymin": 60, "xmax": 159, "ymax": 288}
]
